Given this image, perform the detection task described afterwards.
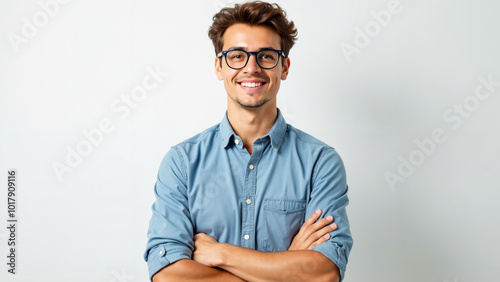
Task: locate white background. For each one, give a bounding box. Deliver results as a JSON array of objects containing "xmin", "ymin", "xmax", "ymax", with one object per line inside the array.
[{"xmin": 1, "ymin": 0, "xmax": 499, "ymax": 281}]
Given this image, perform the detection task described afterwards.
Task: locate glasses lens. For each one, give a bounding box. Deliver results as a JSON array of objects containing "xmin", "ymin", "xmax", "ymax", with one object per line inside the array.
[
  {"xmin": 257, "ymin": 50, "xmax": 279, "ymax": 69},
  {"xmin": 226, "ymin": 50, "xmax": 248, "ymax": 69},
  {"xmin": 225, "ymin": 50, "xmax": 280, "ymax": 69}
]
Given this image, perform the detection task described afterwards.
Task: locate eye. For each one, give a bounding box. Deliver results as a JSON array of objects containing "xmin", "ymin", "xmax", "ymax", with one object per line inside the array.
[
  {"xmin": 259, "ymin": 51, "xmax": 277, "ymax": 61},
  {"xmin": 228, "ymin": 51, "xmax": 246, "ymax": 61}
]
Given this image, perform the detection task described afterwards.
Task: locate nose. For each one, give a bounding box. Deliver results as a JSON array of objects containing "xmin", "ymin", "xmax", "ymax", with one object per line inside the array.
[{"xmin": 242, "ymin": 53, "xmax": 261, "ymax": 74}]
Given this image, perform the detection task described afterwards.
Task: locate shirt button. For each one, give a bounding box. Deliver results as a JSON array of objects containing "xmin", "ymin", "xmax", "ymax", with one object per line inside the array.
[
  {"xmin": 159, "ymin": 251, "xmax": 163, "ymax": 255},
  {"xmin": 339, "ymin": 249, "xmax": 343, "ymax": 255},
  {"xmin": 235, "ymin": 139, "xmax": 240, "ymax": 145},
  {"xmin": 246, "ymin": 199, "xmax": 252, "ymax": 205},
  {"xmin": 244, "ymin": 234, "xmax": 250, "ymax": 240},
  {"xmin": 249, "ymin": 164, "xmax": 254, "ymax": 170}
]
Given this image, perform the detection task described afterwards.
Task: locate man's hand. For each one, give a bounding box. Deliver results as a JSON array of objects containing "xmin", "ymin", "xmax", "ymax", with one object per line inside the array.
[
  {"xmin": 191, "ymin": 210, "xmax": 340, "ymax": 282},
  {"xmin": 288, "ymin": 209, "xmax": 337, "ymax": 251},
  {"xmin": 193, "ymin": 233, "xmax": 224, "ymax": 267}
]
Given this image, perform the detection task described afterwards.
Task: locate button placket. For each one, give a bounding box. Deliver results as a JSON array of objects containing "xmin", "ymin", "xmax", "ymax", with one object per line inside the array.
[{"xmin": 241, "ymin": 142, "xmax": 264, "ymax": 249}]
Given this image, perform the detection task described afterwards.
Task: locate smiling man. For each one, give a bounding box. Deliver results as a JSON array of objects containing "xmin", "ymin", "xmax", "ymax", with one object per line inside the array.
[{"xmin": 144, "ymin": 1, "xmax": 353, "ymax": 281}]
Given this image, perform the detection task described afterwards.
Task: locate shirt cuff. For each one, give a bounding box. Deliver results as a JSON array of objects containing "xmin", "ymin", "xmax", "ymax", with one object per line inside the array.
[
  {"xmin": 312, "ymin": 242, "xmax": 348, "ymax": 281},
  {"xmin": 146, "ymin": 244, "xmax": 191, "ymax": 281}
]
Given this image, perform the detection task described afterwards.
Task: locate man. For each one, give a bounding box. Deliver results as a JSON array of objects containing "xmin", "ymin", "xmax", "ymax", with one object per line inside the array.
[{"xmin": 144, "ymin": 1, "xmax": 353, "ymax": 281}]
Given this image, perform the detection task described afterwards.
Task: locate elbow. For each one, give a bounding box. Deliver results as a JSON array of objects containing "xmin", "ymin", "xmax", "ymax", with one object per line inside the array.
[
  {"xmin": 323, "ymin": 271, "xmax": 340, "ymax": 282},
  {"xmin": 312, "ymin": 252, "xmax": 341, "ymax": 282},
  {"xmin": 152, "ymin": 259, "xmax": 189, "ymax": 282},
  {"xmin": 152, "ymin": 267, "xmax": 168, "ymax": 282},
  {"xmin": 327, "ymin": 263, "xmax": 341, "ymax": 282}
]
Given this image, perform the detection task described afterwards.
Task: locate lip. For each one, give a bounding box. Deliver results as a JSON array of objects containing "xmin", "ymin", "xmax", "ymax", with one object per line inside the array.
[{"xmin": 238, "ymin": 79, "xmax": 266, "ymax": 83}]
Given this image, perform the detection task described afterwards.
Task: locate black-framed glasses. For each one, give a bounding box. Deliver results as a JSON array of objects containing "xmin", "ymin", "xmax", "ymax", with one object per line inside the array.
[{"xmin": 217, "ymin": 49, "xmax": 286, "ymax": 70}]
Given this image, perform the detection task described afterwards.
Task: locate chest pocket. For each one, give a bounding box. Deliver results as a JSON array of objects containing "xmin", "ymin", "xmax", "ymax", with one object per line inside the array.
[{"xmin": 261, "ymin": 199, "xmax": 306, "ymax": 252}]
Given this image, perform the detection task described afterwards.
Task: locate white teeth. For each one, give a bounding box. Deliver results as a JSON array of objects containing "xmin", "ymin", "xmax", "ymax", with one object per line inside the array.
[{"xmin": 241, "ymin": 82, "xmax": 262, "ymax": 88}]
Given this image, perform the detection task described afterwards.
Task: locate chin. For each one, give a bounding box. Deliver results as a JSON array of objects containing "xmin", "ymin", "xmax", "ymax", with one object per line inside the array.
[{"xmin": 237, "ymin": 100, "xmax": 268, "ymax": 109}]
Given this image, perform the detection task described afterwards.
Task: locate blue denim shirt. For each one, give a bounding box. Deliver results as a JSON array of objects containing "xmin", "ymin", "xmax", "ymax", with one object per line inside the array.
[{"xmin": 144, "ymin": 109, "xmax": 353, "ymax": 280}]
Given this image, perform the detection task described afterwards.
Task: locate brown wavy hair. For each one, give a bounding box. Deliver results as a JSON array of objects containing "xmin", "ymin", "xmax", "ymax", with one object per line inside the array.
[{"xmin": 208, "ymin": 1, "xmax": 298, "ymax": 58}]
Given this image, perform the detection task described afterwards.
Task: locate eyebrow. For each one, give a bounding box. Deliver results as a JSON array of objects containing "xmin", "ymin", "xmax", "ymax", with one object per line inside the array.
[{"xmin": 227, "ymin": 46, "xmax": 279, "ymax": 51}]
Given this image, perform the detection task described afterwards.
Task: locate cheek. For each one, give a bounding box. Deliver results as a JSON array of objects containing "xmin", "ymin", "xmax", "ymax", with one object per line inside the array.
[
  {"xmin": 225, "ymin": 77, "xmax": 235, "ymax": 88},
  {"xmin": 222, "ymin": 70, "xmax": 238, "ymax": 84},
  {"xmin": 223, "ymin": 74, "xmax": 238, "ymax": 92},
  {"xmin": 270, "ymin": 76, "xmax": 281, "ymax": 88},
  {"xmin": 273, "ymin": 81, "xmax": 281, "ymax": 91}
]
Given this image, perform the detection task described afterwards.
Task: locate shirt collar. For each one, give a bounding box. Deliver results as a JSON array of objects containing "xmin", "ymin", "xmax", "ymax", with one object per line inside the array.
[
  {"xmin": 219, "ymin": 108, "xmax": 288, "ymax": 151},
  {"xmin": 220, "ymin": 111, "xmax": 234, "ymax": 148},
  {"xmin": 267, "ymin": 108, "xmax": 287, "ymax": 151}
]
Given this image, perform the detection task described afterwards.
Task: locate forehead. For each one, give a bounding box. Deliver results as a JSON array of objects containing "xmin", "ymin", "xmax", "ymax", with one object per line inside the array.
[{"xmin": 222, "ymin": 23, "xmax": 281, "ymax": 50}]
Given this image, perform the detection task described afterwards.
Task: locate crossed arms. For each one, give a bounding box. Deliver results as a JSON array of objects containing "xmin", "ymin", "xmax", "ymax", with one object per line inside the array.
[
  {"xmin": 152, "ymin": 209, "xmax": 340, "ymax": 282},
  {"xmin": 145, "ymin": 146, "xmax": 352, "ymax": 281}
]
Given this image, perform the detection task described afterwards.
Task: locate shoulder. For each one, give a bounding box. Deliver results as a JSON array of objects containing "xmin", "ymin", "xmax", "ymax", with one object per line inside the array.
[
  {"xmin": 173, "ymin": 123, "xmax": 221, "ymax": 151},
  {"xmin": 286, "ymin": 124, "xmax": 344, "ymax": 169},
  {"xmin": 286, "ymin": 124, "xmax": 336, "ymax": 152},
  {"xmin": 159, "ymin": 123, "xmax": 221, "ymax": 168}
]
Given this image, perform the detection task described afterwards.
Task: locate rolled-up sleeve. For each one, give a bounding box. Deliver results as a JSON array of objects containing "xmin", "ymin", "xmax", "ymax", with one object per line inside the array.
[
  {"xmin": 144, "ymin": 147, "xmax": 193, "ymax": 280},
  {"xmin": 310, "ymin": 148, "xmax": 353, "ymax": 281}
]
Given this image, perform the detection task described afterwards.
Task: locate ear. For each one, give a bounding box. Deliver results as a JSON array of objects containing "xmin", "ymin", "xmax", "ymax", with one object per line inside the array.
[
  {"xmin": 215, "ymin": 57, "xmax": 224, "ymax": 80},
  {"xmin": 281, "ymin": 57, "xmax": 290, "ymax": 81}
]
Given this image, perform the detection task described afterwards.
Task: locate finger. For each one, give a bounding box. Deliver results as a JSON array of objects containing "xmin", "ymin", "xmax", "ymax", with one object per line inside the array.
[
  {"xmin": 304, "ymin": 223, "xmax": 336, "ymax": 246},
  {"xmin": 317, "ymin": 223, "xmax": 337, "ymax": 238},
  {"xmin": 301, "ymin": 216, "xmax": 335, "ymax": 246},
  {"xmin": 194, "ymin": 233, "xmax": 208, "ymax": 243},
  {"xmin": 306, "ymin": 223, "xmax": 336, "ymax": 249},
  {"xmin": 305, "ymin": 215, "xmax": 334, "ymax": 235},
  {"xmin": 308, "ymin": 233, "xmax": 330, "ymax": 250},
  {"xmin": 297, "ymin": 209, "xmax": 322, "ymax": 235},
  {"xmin": 305, "ymin": 209, "xmax": 322, "ymax": 227}
]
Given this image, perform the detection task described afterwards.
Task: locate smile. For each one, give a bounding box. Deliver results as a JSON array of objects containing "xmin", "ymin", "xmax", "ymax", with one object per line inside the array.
[{"xmin": 238, "ymin": 81, "xmax": 266, "ymax": 89}]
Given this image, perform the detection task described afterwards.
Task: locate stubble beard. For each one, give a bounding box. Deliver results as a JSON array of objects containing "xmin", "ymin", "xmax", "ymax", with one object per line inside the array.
[{"xmin": 235, "ymin": 96, "xmax": 271, "ymax": 109}]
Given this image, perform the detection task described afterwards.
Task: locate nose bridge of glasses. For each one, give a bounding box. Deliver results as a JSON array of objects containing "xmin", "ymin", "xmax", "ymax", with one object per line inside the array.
[{"xmin": 246, "ymin": 51, "xmax": 261, "ymax": 68}]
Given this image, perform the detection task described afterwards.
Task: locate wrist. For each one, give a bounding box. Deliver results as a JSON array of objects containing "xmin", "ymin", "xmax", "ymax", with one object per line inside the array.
[{"xmin": 214, "ymin": 243, "xmax": 231, "ymax": 268}]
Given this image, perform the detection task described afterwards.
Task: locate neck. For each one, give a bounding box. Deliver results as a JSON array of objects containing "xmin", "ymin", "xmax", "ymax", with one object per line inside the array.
[{"xmin": 227, "ymin": 103, "xmax": 278, "ymax": 155}]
